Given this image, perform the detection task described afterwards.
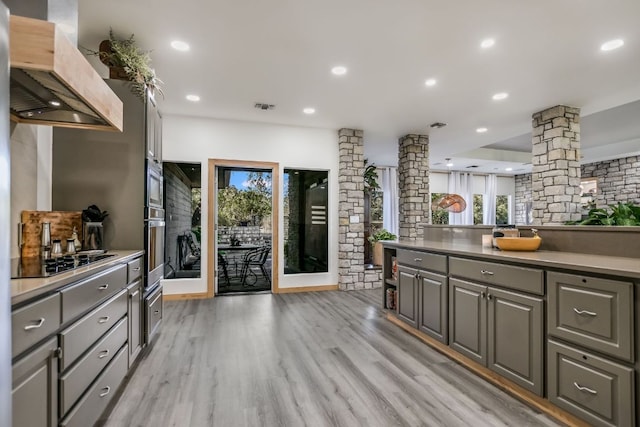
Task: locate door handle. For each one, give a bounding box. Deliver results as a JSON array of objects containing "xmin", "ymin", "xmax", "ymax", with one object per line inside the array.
[
  {"xmin": 573, "ymin": 382, "xmax": 597, "ymax": 395},
  {"xmin": 133, "ymin": 267, "xmax": 141, "ymax": 271},
  {"xmin": 24, "ymin": 318, "xmax": 45, "ymax": 330},
  {"xmin": 573, "ymin": 308, "xmax": 597, "ymax": 317},
  {"xmin": 99, "ymin": 386, "xmax": 111, "ymax": 397}
]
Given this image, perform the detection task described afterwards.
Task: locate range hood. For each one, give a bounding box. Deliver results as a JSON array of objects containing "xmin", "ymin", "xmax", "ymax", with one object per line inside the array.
[{"xmin": 9, "ymin": 15, "xmax": 123, "ymax": 131}]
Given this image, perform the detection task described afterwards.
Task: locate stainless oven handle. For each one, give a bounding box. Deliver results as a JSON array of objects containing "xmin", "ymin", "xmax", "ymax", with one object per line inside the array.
[{"xmin": 144, "ymin": 220, "xmax": 166, "ymax": 227}]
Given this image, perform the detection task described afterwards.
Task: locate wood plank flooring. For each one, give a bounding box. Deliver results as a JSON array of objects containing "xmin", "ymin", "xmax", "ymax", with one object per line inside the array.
[{"xmin": 102, "ymin": 290, "xmax": 561, "ymax": 427}]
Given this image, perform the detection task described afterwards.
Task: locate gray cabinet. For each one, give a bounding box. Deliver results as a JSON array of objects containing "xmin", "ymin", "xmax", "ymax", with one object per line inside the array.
[
  {"xmin": 11, "ymin": 293, "xmax": 60, "ymax": 358},
  {"xmin": 548, "ymin": 340, "xmax": 634, "ymax": 427},
  {"xmin": 449, "ymin": 276, "xmax": 544, "ymax": 395},
  {"xmin": 128, "ymin": 278, "xmax": 143, "ymax": 367},
  {"xmin": 418, "ymin": 270, "xmax": 448, "ymax": 343},
  {"xmin": 12, "ymin": 337, "xmax": 58, "ymax": 427},
  {"xmin": 449, "ymin": 278, "xmax": 486, "ymax": 364},
  {"xmin": 145, "ymin": 284, "xmax": 163, "ymax": 345},
  {"xmin": 397, "ymin": 265, "xmax": 419, "ymax": 328},
  {"xmin": 146, "ymin": 91, "xmax": 162, "ymax": 165}
]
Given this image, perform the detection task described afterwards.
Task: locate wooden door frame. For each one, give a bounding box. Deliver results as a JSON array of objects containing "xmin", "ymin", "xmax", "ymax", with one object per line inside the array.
[{"xmin": 207, "ymin": 159, "xmax": 280, "ymax": 297}]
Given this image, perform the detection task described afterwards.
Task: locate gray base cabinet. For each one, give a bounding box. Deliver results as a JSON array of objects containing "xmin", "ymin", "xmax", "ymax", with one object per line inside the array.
[
  {"xmin": 127, "ymin": 279, "xmax": 143, "ymax": 367},
  {"xmin": 397, "ymin": 266, "xmax": 419, "ymax": 328},
  {"xmin": 418, "ymin": 270, "xmax": 448, "ymax": 343},
  {"xmin": 449, "ymin": 279, "xmax": 486, "ymax": 364},
  {"xmin": 12, "ymin": 337, "xmax": 58, "ymax": 427}
]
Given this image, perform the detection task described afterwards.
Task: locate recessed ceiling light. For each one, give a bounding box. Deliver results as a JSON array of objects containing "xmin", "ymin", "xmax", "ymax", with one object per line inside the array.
[
  {"xmin": 505, "ymin": 167, "xmax": 513, "ymax": 171},
  {"xmin": 49, "ymin": 100, "xmax": 61, "ymax": 107},
  {"xmin": 480, "ymin": 38, "xmax": 495, "ymax": 49},
  {"xmin": 600, "ymin": 39, "xmax": 624, "ymax": 51},
  {"xmin": 303, "ymin": 107, "xmax": 316, "ymax": 114},
  {"xmin": 425, "ymin": 78, "xmax": 437, "ymax": 87},
  {"xmin": 171, "ymin": 40, "xmax": 190, "ymax": 51},
  {"xmin": 331, "ymin": 66, "xmax": 347, "ymax": 76},
  {"xmin": 186, "ymin": 94, "xmax": 200, "ymax": 102},
  {"xmin": 492, "ymin": 92, "xmax": 509, "ymax": 100},
  {"xmin": 445, "ymin": 158, "xmax": 454, "ymax": 167},
  {"xmin": 476, "ymin": 127, "xmax": 488, "ymax": 133}
]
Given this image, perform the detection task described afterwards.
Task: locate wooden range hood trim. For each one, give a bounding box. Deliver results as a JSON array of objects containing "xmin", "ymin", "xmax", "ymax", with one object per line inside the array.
[{"xmin": 9, "ymin": 15, "xmax": 123, "ymax": 132}]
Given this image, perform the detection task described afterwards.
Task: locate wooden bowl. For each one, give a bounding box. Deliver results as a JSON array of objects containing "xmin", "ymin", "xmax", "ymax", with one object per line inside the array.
[{"xmin": 495, "ymin": 237, "xmax": 542, "ymax": 251}]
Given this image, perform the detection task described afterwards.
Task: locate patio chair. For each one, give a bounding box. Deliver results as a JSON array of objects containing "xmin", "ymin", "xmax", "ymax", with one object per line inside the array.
[{"xmin": 239, "ymin": 246, "xmax": 271, "ymax": 286}]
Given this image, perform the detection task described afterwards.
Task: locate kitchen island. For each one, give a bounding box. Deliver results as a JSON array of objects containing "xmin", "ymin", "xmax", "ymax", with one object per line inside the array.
[{"xmin": 383, "ymin": 238, "xmax": 639, "ymax": 427}]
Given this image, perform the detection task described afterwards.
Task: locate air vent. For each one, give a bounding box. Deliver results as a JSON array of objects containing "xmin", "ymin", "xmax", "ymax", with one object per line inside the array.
[
  {"xmin": 430, "ymin": 122, "xmax": 447, "ymax": 128},
  {"xmin": 254, "ymin": 103, "xmax": 275, "ymax": 110}
]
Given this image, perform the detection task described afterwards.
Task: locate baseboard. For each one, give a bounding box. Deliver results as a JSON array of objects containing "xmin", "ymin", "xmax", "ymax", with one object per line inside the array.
[
  {"xmin": 163, "ymin": 292, "xmax": 210, "ymax": 301},
  {"xmin": 275, "ymin": 284, "xmax": 338, "ymax": 294},
  {"xmin": 386, "ymin": 313, "xmax": 590, "ymax": 427}
]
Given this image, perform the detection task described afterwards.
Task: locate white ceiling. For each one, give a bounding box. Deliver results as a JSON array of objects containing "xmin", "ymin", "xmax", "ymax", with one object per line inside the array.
[{"xmin": 77, "ymin": 0, "xmax": 640, "ymax": 174}]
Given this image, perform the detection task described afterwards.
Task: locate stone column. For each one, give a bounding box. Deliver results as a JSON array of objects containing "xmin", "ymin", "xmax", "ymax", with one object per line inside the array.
[
  {"xmin": 338, "ymin": 129, "xmax": 365, "ymax": 290},
  {"xmin": 398, "ymin": 134, "xmax": 429, "ymax": 240},
  {"xmin": 531, "ymin": 105, "xmax": 582, "ymax": 225}
]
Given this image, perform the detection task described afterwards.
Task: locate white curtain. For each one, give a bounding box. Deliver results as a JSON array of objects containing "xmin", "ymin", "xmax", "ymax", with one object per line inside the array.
[
  {"xmin": 483, "ymin": 174, "xmax": 497, "ymax": 225},
  {"xmin": 380, "ymin": 167, "xmax": 399, "ymax": 236},
  {"xmin": 448, "ymin": 172, "xmax": 474, "ymax": 225}
]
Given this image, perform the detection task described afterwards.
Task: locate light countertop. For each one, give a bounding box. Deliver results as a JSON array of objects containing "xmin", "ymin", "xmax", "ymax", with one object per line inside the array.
[
  {"xmin": 384, "ymin": 240, "xmax": 640, "ymax": 280},
  {"xmin": 11, "ymin": 250, "xmax": 144, "ymax": 306}
]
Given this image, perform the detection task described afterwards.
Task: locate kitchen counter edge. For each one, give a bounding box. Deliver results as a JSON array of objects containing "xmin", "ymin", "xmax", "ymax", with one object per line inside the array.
[
  {"xmin": 11, "ymin": 250, "xmax": 145, "ymax": 306},
  {"xmin": 383, "ymin": 240, "xmax": 640, "ymax": 280}
]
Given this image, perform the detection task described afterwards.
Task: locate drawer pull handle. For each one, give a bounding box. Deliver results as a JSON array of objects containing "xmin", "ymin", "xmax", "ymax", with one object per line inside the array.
[
  {"xmin": 154, "ymin": 310, "xmax": 160, "ymax": 315},
  {"xmin": 98, "ymin": 316, "xmax": 110, "ymax": 324},
  {"xmin": 573, "ymin": 382, "xmax": 597, "ymax": 395},
  {"xmin": 413, "ymin": 258, "xmax": 422, "ymax": 262},
  {"xmin": 98, "ymin": 349, "xmax": 110, "ymax": 359},
  {"xmin": 24, "ymin": 318, "xmax": 45, "ymax": 330},
  {"xmin": 573, "ymin": 308, "xmax": 597, "ymax": 317},
  {"xmin": 98, "ymin": 284, "xmax": 109, "ymax": 290},
  {"xmin": 133, "ymin": 267, "xmax": 141, "ymax": 271},
  {"xmin": 480, "ymin": 270, "xmax": 494, "ymax": 276},
  {"xmin": 99, "ymin": 386, "xmax": 111, "ymax": 397}
]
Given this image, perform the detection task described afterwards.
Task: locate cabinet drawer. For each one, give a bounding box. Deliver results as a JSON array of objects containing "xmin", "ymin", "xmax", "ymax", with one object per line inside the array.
[
  {"xmin": 449, "ymin": 257, "xmax": 543, "ymax": 295},
  {"xmin": 397, "ymin": 249, "xmax": 447, "ymax": 273},
  {"xmin": 60, "ymin": 318, "xmax": 127, "ymax": 416},
  {"xmin": 60, "ymin": 344, "xmax": 128, "ymax": 427},
  {"xmin": 127, "ymin": 257, "xmax": 143, "ymax": 283},
  {"xmin": 548, "ymin": 340, "xmax": 635, "ymax": 427},
  {"xmin": 145, "ymin": 285, "xmax": 163, "ymax": 344},
  {"xmin": 61, "ymin": 264, "xmax": 126, "ymax": 323},
  {"xmin": 548, "ymin": 272, "xmax": 634, "ymax": 361},
  {"xmin": 12, "ymin": 293, "xmax": 61, "ymax": 358},
  {"xmin": 59, "ymin": 289, "xmax": 127, "ymax": 370}
]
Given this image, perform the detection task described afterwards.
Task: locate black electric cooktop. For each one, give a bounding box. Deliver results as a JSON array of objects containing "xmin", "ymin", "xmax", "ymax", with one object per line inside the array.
[{"xmin": 11, "ymin": 253, "xmax": 116, "ymax": 279}]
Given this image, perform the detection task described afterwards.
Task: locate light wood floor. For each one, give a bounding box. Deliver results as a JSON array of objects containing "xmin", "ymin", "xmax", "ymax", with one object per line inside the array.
[{"xmin": 102, "ymin": 289, "xmax": 561, "ymax": 427}]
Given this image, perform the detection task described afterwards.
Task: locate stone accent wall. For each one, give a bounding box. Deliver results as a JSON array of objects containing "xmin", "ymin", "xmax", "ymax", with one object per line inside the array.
[
  {"xmin": 338, "ymin": 128, "xmax": 365, "ymax": 290},
  {"xmin": 582, "ymin": 155, "xmax": 640, "ymax": 207},
  {"xmin": 514, "ymin": 173, "xmax": 532, "ymax": 225},
  {"xmin": 531, "ymin": 105, "xmax": 582, "ymax": 225},
  {"xmin": 364, "ymin": 268, "xmax": 383, "ymax": 289},
  {"xmin": 398, "ymin": 134, "xmax": 429, "ymax": 240}
]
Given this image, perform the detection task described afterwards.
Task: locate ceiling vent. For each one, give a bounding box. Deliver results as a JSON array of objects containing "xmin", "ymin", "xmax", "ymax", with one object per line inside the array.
[
  {"xmin": 430, "ymin": 122, "xmax": 447, "ymax": 129},
  {"xmin": 254, "ymin": 103, "xmax": 275, "ymax": 110}
]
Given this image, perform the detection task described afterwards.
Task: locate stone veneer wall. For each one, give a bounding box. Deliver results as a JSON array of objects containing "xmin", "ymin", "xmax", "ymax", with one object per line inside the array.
[
  {"xmin": 531, "ymin": 105, "xmax": 582, "ymax": 225},
  {"xmin": 338, "ymin": 129, "xmax": 366, "ymax": 290},
  {"xmin": 398, "ymin": 134, "xmax": 429, "ymax": 240},
  {"xmin": 514, "ymin": 174, "xmax": 532, "ymax": 225},
  {"xmin": 582, "ymin": 155, "xmax": 640, "ymax": 206}
]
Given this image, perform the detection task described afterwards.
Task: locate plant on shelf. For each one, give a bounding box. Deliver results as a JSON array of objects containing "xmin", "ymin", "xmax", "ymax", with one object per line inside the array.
[
  {"xmin": 85, "ymin": 29, "xmax": 163, "ymax": 100},
  {"xmin": 566, "ymin": 202, "xmax": 640, "ymax": 226},
  {"xmin": 368, "ymin": 228, "xmax": 397, "ymax": 266}
]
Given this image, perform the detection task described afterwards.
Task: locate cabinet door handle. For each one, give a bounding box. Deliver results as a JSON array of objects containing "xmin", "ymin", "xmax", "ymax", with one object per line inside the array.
[
  {"xmin": 573, "ymin": 308, "xmax": 597, "ymax": 317},
  {"xmin": 573, "ymin": 382, "xmax": 597, "ymax": 395},
  {"xmin": 99, "ymin": 386, "xmax": 111, "ymax": 397},
  {"xmin": 98, "ymin": 316, "xmax": 110, "ymax": 324},
  {"xmin": 154, "ymin": 310, "xmax": 160, "ymax": 315},
  {"xmin": 414, "ymin": 273, "xmax": 419, "ymax": 280},
  {"xmin": 98, "ymin": 349, "xmax": 110, "ymax": 359},
  {"xmin": 98, "ymin": 284, "xmax": 109, "ymax": 290},
  {"xmin": 413, "ymin": 258, "xmax": 422, "ymax": 262},
  {"xmin": 480, "ymin": 270, "xmax": 494, "ymax": 276},
  {"xmin": 133, "ymin": 267, "xmax": 141, "ymax": 271},
  {"xmin": 487, "ymin": 293, "xmax": 492, "ymax": 301},
  {"xmin": 481, "ymin": 291, "xmax": 486, "ymax": 299},
  {"xmin": 24, "ymin": 318, "xmax": 45, "ymax": 330}
]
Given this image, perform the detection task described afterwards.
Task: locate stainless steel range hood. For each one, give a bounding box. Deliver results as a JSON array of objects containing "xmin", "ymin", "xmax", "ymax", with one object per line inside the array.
[{"xmin": 9, "ymin": 15, "xmax": 123, "ymax": 131}]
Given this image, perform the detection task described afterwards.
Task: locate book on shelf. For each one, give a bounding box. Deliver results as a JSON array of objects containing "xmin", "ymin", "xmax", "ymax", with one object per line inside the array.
[{"xmin": 391, "ymin": 256, "xmax": 398, "ymax": 280}]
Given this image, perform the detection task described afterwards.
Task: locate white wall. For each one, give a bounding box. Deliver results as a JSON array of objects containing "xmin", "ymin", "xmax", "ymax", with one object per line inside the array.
[{"xmin": 162, "ymin": 115, "xmax": 339, "ymax": 295}]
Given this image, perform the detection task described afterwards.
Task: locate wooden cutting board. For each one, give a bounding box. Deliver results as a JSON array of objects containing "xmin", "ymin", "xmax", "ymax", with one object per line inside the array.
[{"xmin": 21, "ymin": 210, "xmax": 83, "ymax": 258}]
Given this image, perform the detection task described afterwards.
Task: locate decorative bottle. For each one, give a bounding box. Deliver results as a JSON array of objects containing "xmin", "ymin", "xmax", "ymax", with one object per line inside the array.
[{"xmin": 71, "ymin": 227, "xmax": 81, "ymax": 251}]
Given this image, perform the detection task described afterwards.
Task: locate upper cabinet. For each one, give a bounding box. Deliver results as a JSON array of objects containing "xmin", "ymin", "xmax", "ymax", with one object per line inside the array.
[{"xmin": 146, "ymin": 92, "xmax": 162, "ymax": 166}]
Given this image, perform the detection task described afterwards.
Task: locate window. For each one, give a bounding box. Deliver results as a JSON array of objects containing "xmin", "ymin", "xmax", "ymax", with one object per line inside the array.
[
  {"xmin": 496, "ymin": 195, "xmax": 509, "ymax": 224},
  {"xmin": 473, "ymin": 194, "xmax": 483, "ymax": 225},
  {"xmin": 284, "ymin": 169, "xmax": 328, "ymax": 274},
  {"xmin": 431, "ymin": 193, "xmax": 449, "ymax": 224}
]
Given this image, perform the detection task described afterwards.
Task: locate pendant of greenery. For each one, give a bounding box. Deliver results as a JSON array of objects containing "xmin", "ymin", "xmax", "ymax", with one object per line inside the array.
[{"xmin": 86, "ymin": 29, "xmax": 163, "ymax": 101}]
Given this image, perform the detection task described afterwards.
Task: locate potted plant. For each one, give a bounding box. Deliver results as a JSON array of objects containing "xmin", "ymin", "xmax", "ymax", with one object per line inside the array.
[
  {"xmin": 368, "ymin": 228, "xmax": 397, "ymax": 266},
  {"xmin": 566, "ymin": 202, "xmax": 640, "ymax": 226},
  {"xmin": 86, "ymin": 30, "xmax": 163, "ymax": 100}
]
